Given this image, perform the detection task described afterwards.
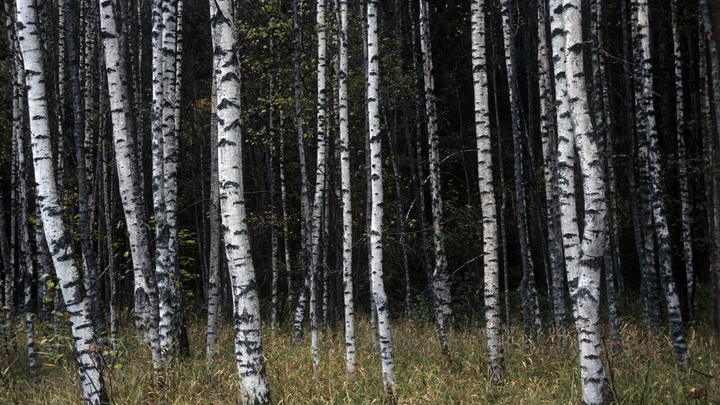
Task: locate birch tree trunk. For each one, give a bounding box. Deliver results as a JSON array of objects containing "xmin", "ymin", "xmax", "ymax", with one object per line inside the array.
[
  {"xmin": 337, "ymin": 0, "xmax": 356, "ymax": 377},
  {"xmin": 472, "ymin": 0, "xmax": 505, "ymax": 384},
  {"xmin": 550, "ymin": 0, "xmax": 609, "ymax": 402},
  {"xmin": 501, "ymin": 0, "xmax": 541, "ymax": 340},
  {"xmin": 419, "ymin": 0, "xmax": 450, "ymax": 356},
  {"xmin": 368, "ymin": 0, "xmax": 396, "ymax": 394},
  {"xmin": 700, "ymin": 0, "xmax": 720, "ymax": 337},
  {"xmin": 66, "ymin": 0, "xmax": 106, "ymax": 338},
  {"xmin": 291, "ymin": 0, "xmax": 313, "ymax": 342},
  {"xmin": 210, "ymin": 0, "xmax": 270, "ymax": 401},
  {"xmin": 99, "ymin": 0, "xmax": 163, "ymax": 375},
  {"xmin": 633, "ymin": 0, "xmax": 687, "ymax": 369},
  {"xmin": 206, "ymin": 75, "xmax": 221, "ymax": 363},
  {"xmin": 672, "ymin": 0, "xmax": 694, "ymax": 314},
  {"xmin": 590, "ymin": 0, "xmax": 620, "ymax": 350},
  {"xmin": 17, "ymin": 0, "xmax": 109, "ymax": 401},
  {"xmin": 537, "ymin": 0, "xmax": 566, "ymax": 343},
  {"xmin": 14, "ymin": 63, "xmax": 36, "ymax": 380},
  {"xmin": 308, "ymin": 0, "xmax": 328, "ymax": 372}
]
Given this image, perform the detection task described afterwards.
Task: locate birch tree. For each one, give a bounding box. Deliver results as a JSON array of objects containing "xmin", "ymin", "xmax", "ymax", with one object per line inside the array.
[
  {"xmin": 500, "ymin": 0, "xmax": 541, "ymax": 340},
  {"xmin": 210, "ymin": 0, "xmax": 270, "ymax": 401},
  {"xmin": 206, "ymin": 76, "xmax": 221, "ymax": 363},
  {"xmin": 550, "ymin": 0, "xmax": 609, "ymax": 401},
  {"xmin": 308, "ymin": 0, "xmax": 328, "ymax": 371},
  {"xmin": 99, "ymin": 0, "xmax": 162, "ymax": 375},
  {"xmin": 471, "ymin": 0, "xmax": 504, "ymax": 384},
  {"xmin": 633, "ymin": 0, "xmax": 687, "ymax": 369},
  {"xmin": 537, "ymin": 0, "xmax": 566, "ymax": 342},
  {"xmin": 700, "ymin": 0, "xmax": 720, "ymax": 337},
  {"xmin": 16, "ymin": 0, "xmax": 109, "ymax": 401},
  {"xmin": 368, "ymin": 0, "xmax": 396, "ymax": 394},
  {"xmin": 419, "ymin": 0, "xmax": 450, "ymax": 356},
  {"xmin": 337, "ymin": 0, "xmax": 356, "ymax": 377},
  {"xmin": 672, "ymin": 0, "xmax": 694, "ymax": 311}
]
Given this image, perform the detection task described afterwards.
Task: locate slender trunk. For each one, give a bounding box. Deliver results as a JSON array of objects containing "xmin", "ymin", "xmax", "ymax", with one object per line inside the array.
[
  {"xmin": 472, "ymin": 0, "xmax": 505, "ymax": 383},
  {"xmin": 269, "ymin": 33, "xmax": 279, "ymax": 336},
  {"xmin": 633, "ymin": 0, "xmax": 687, "ymax": 369},
  {"xmin": 336, "ymin": 0, "xmax": 355, "ymax": 376},
  {"xmin": 211, "ymin": 0, "xmax": 270, "ymax": 401},
  {"xmin": 672, "ymin": 0, "xmax": 694, "ymax": 315},
  {"xmin": 15, "ymin": 68, "xmax": 36, "ymax": 380},
  {"xmin": 99, "ymin": 0, "xmax": 162, "ymax": 375},
  {"xmin": 537, "ymin": 0, "xmax": 566, "ymax": 343},
  {"xmin": 206, "ymin": 75, "xmax": 221, "ymax": 363},
  {"xmin": 368, "ymin": 1, "xmax": 396, "ymax": 393},
  {"xmin": 590, "ymin": 0, "xmax": 620, "ymax": 350},
  {"xmin": 67, "ymin": 0, "xmax": 106, "ymax": 338},
  {"xmin": 551, "ymin": 0, "xmax": 609, "ymax": 401},
  {"xmin": 420, "ymin": 0, "xmax": 450, "ymax": 356},
  {"xmin": 700, "ymin": 0, "xmax": 720, "ymax": 336},
  {"xmin": 279, "ymin": 113, "xmax": 293, "ymax": 317},
  {"xmin": 17, "ymin": 0, "xmax": 109, "ymax": 401},
  {"xmin": 291, "ymin": 0, "xmax": 313, "ymax": 342},
  {"xmin": 502, "ymin": 0, "xmax": 541, "ymax": 340}
]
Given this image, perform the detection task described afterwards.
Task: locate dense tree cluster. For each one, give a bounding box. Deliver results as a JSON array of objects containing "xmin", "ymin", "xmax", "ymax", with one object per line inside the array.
[{"xmin": 1, "ymin": 0, "xmax": 719, "ymax": 403}]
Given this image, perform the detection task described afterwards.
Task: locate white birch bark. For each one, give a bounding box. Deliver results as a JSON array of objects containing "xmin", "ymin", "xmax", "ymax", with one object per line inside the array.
[
  {"xmin": 419, "ymin": 0, "xmax": 450, "ymax": 356},
  {"xmin": 163, "ymin": 0, "xmax": 186, "ymax": 355},
  {"xmin": 206, "ymin": 75, "xmax": 221, "ymax": 362},
  {"xmin": 17, "ymin": 0, "xmax": 108, "ymax": 401},
  {"xmin": 210, "ymin": 0, "xmax": 270, "ymax": 401},
  {"xmin": 471, "ymin": 0, "xmax": 504, "ymax": 384},
  {"xmin": 551, "ymin": 0, "xmax": 609, "ymax": 402},
  {"xmin": 368, "ymin": 0, "xmax": 396, "ymax": 394},
  {"xmin": 538, "ymin": 0, "xmax": 566, "ymax": 342},
  {"xmin": 309, "ymin": 0, "xmax": 328, "ymax": 372},
  {"xmin": 633, "ymin": 0, "xmax": 687, "ymax": 368},
  {"xmin": 672, "ymin": 0, "xmax": 694, "ymax": 310},
  {"xmin": 99, "ymin": 0, "xmax": 163, "ymax": 374},
  {"xmin": 338, "ymin": 0, "xmax": 355, "ymax": 377},
  {"xmin": 501, "ymin": 0, "xmax": 541, "ymax": 339}
]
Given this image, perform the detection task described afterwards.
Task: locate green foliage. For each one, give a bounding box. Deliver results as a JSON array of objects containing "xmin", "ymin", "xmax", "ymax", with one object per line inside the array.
[{"xmin": 1, "ymin": 316, "xmax": 718, "ymax": 404}]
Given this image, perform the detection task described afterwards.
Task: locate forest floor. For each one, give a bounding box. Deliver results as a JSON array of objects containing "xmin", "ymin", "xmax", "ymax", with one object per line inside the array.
[{"xmin": 0, "ymin": 313, "xmax": 718, "ymax": 404}]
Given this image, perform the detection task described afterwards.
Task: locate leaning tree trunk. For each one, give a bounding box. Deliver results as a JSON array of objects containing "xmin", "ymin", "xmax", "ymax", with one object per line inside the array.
[
  {"xmin": 471, "ymin": 0, "xmax": 505, "ymax": 384},
  {"xmin": 66, "ymin": 0, "xmax": 106, "ymax": 339},
  {"xmin": 633, "ymin": 0, "xmax": 687, "ymax": 369},
  {"xmin": 99, "ymin": 0, "xmax": 162, "ymax": 377},
  {"xmin": 16, "ymin": 0, "xmax": 109, "ymax": 402},
  {"xmin": 368, "ymin": 0, "xmax": 397, "ymax": 394},
  {"xmin": 551, "ymin": 0, "xmax": 609, "ymax": 402},
  {"xmin": 210, "ymin": 0, "xmax": 270, "ymax": 401},
  {"xmin": 419, "ymin": 0, "xmax": 451, "ymax": 357},
  {"xmin": 501, "ymin": 0, "xmax": 541, "ymax": 340}
]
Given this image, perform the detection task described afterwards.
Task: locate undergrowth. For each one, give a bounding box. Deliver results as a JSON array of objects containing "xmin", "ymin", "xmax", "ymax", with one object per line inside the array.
[{"xmin": 0, "ymin": 315, "xmax": 718, "ymax": 404}]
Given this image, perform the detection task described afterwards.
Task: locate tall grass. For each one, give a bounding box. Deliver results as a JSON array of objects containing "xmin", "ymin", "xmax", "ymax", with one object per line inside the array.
[{"xmin": 1, "ymin": 315, "xmax": 718, "ymax": 404}]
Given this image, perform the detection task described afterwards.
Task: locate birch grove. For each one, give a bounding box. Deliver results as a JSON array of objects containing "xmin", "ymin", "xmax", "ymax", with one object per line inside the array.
[{"xmin": 3, "ymin": 0, "xmax": 720, "ymax": 402}]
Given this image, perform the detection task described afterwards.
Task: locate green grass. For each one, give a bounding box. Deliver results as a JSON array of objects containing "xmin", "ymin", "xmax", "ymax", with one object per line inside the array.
[{"xmin": 1, "ymin": 316, "xmax": 718, "ymax": 404}]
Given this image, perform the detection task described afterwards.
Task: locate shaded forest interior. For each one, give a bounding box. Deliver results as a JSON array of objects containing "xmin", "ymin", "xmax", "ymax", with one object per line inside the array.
[{"xmin": 1, "ymin": 0, "xmax": 720, "ymax": 402}]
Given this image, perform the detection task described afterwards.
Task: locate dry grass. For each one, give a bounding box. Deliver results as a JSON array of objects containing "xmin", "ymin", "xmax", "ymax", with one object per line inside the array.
[{"xmin": 1, "ymin": 315, "xmax": 718, "ymax": 404}]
